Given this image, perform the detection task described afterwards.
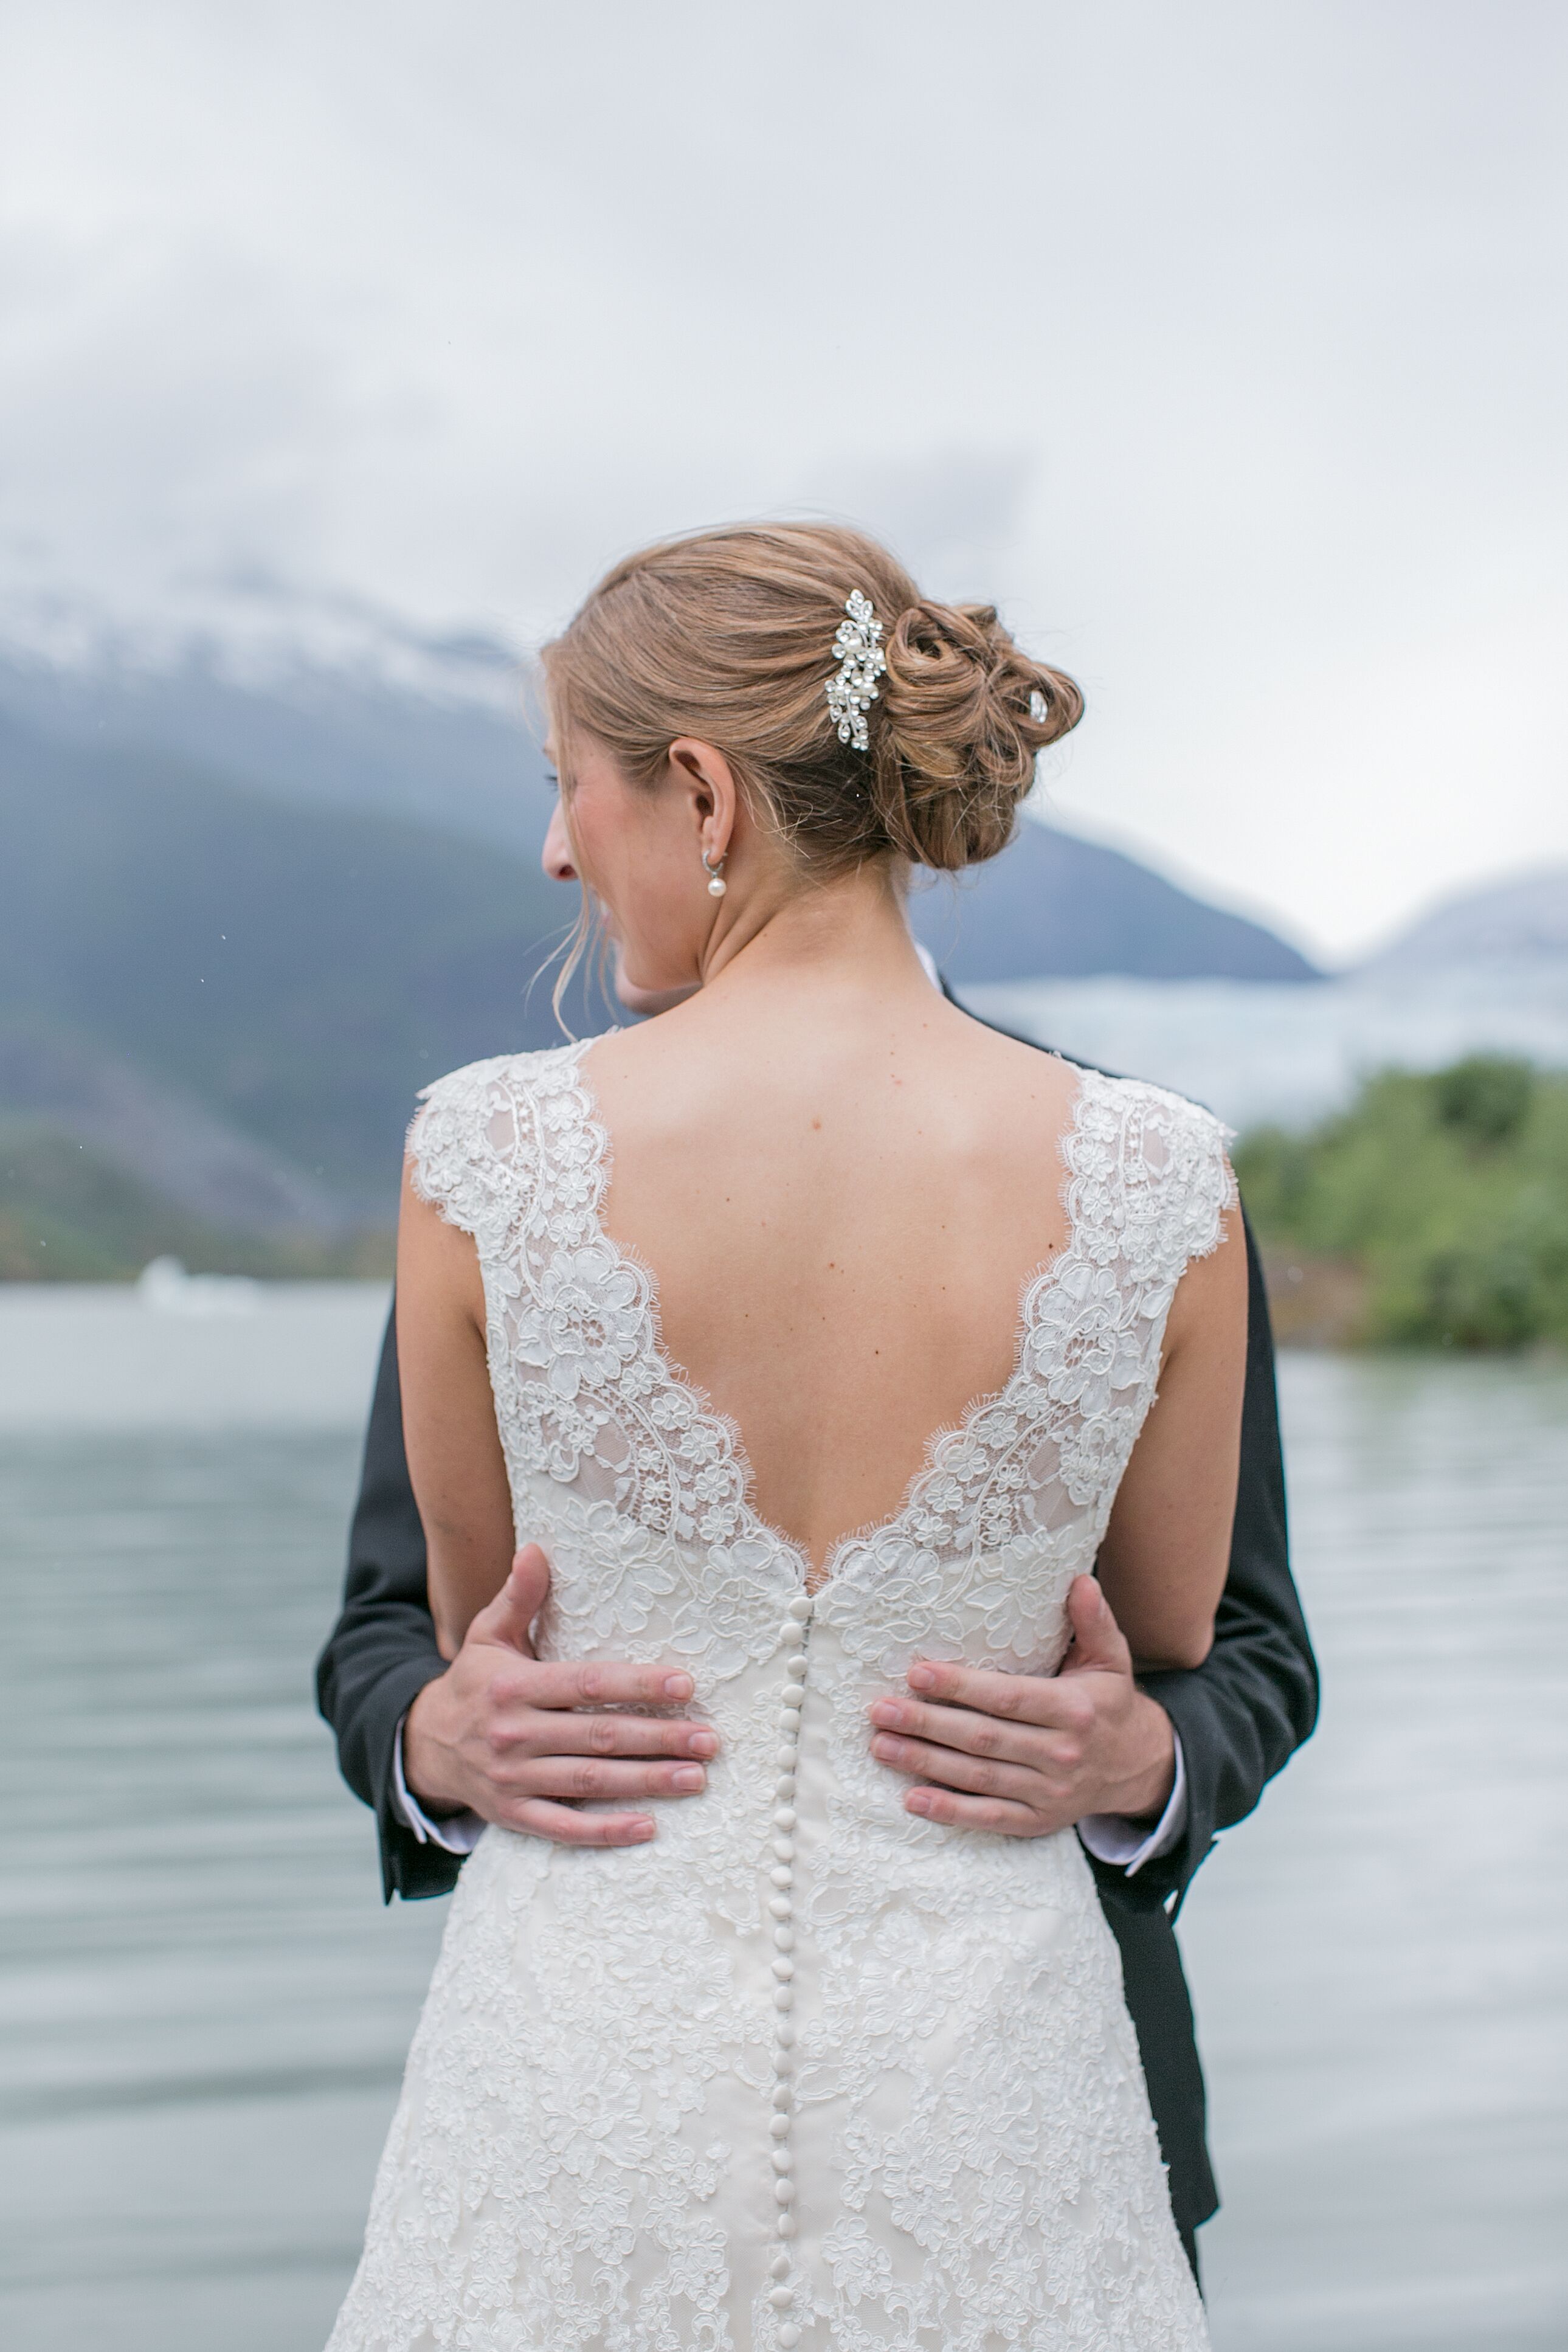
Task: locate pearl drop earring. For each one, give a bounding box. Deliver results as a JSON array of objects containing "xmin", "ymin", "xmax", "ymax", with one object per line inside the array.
[{"xmin": 702, "ymin": 848, "xmax": 727, "ymax": 898}]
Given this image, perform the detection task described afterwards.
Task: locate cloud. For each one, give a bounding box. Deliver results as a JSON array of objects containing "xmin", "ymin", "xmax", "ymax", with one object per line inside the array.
[{"xmin": 0, "ymin": 0, "xmax": 1564, "ymax": 953}]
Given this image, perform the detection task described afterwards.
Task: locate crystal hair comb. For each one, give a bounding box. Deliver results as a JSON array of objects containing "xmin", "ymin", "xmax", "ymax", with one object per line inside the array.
[{"xmin": 824, "ymin": 590, "xmax": 886, "ymax": 753}]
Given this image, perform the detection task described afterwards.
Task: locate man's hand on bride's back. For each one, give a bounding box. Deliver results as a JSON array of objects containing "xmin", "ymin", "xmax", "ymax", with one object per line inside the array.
[
  {"xmin": 866, "ymin": 1575, "xmax": 1176, "ymax": 1837},
  {"xmin": 402, "ymin": 1544, "xmax": 719, "ymax": 1847}
]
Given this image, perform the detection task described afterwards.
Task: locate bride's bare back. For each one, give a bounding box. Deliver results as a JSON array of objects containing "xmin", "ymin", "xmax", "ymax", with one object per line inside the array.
[{"xmin": 585, "ymin": 970, "xmax": 1085, "ymax": 1575}]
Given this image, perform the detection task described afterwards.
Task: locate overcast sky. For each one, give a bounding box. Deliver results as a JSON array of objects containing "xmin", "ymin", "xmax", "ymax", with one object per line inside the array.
[{"xmin": 2, "ymin": 1, "xmax": 1564, "ymax": 960}]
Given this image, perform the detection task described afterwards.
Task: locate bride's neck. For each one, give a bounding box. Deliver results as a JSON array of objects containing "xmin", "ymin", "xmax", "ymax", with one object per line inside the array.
[{"xmin": 696, "ymin": 862, "xmax": 933, "ymax": 1012}]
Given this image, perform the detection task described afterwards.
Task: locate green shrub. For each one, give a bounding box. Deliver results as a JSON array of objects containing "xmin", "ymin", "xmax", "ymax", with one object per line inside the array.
[
  {"xmin": 1235, "ymin": 1057, "xmax": 1568, "ymax": 1350},
  {"xmin": 1433, "ymin": 1054, "xmax": 1535, "ymax": 1144}
]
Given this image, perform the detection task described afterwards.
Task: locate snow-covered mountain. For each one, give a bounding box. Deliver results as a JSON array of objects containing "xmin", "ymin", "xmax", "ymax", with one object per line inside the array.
[
  {"xmin": 0, "ymin": 571, "xmax": 550, "ymax": 853},
  {"xmin": 0, "ymin": 566, "xmax": 527, "ymax": 714},
  {"xmin": 2, "ymin": 575, "xmax": 1562, "ymax": 1257},
  {"xmin": 0, "ymin": 576, "xmax": 1320, "ymax": 984}
]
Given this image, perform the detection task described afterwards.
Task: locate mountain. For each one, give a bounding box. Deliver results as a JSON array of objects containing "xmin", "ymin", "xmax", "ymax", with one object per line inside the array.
[
  {"xmin": 1356, "ymin": 866, "xmax": 1568, "ymax": 974},
  {"xmin": 967, "ymin": 863, "xmax": 1568, "ymax": 1135},
  {"xmin": 0, "ymin": 1022, "xmax": 344, "ymax": 1234},
  {"xmin": 0, "ymin": 713, "xmax": 581, "ymax": 1239},
  {"xmin": 0, "ymin": 605, "xmax": 1323, "ymax": 1274},
  {"xmin": 0, "ymin": 627, "xmax": 1320, "ymax": 985},
  {"xmin": 909, "ymin": 819, "xmax": 1321, "ymax": 985},
  {"xmin": 0, "ymin": 633, "xmax": 548, "ymax": 855}
]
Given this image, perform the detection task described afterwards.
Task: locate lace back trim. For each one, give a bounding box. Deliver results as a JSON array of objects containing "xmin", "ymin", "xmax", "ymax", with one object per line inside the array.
[{"xmin": 407, "ymin": 1040, "xmax": 1235, "ymax": 1617}]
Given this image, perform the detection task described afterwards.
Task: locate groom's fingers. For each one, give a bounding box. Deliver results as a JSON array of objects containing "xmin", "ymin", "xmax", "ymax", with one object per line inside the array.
[
  {"xmin": 516, "ymin": 1756, "xmax": 709, "ymax": 1802},
  {"xmin": 902, "ymin": 1659, "xmax": 1103, "ymax": 1734},
  {"xmin": 519, "ymin": 1659, "xmax": 700, "ymax": 1711},
  {"xmin": 498, "ymin": 1797, "xmax": 659, "ymax": 1847},
  {"xmin": 870, "ymin": 1730, "xmax": 1049, "ymax": 1808},
  {"xmin": 468, "ymin": 1543, "xmax": 552, "ymax": 1658},
  {"xmin": 902, "ymin": 1783, "xmax": 1044, "ymax": 1837},
  {"xmin": 499, "ymin": 1710, "xmax": 719, "ymax": 1761},
  {"xmin": 869, "ymin": 1693, "xmax": 1085, "ymax": 1773}
]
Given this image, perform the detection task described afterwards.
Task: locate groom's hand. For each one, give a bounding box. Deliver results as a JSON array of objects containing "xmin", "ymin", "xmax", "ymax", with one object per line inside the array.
[
  {"xmin": 402, "ymin": 1544, "xmax": 718, "ymax": 1848},
  {"xmin": 866, "ymin": 1575, "xmax": 1176, "ymax": 1837}
]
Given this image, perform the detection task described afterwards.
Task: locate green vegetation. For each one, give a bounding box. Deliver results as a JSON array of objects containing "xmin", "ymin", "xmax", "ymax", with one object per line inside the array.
[
  {"xmin": 0, "ymin": 1124, "xmax": 392, "ymax": 1282},
  {"xmin": 1237, "ymin": 1056, "xmax": 1568, "ymax": 1350}
]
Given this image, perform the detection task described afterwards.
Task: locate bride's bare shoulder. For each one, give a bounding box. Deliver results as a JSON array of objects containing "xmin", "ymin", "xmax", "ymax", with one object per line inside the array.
[
  {"xmin": 941, "ymin": 1002, "xmax": 1069, "ymax": 1076},
  {"xmin": 934, "ymin": 1001, "xmax": 1085, "ymax": 1123},
  {"xmin": 589, "ymin": 991, "xmax": 1076, "ymax": 1100}
]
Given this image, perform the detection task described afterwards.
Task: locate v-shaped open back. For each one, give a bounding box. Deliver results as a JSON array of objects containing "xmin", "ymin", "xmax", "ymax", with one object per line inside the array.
[
  {"xmin": 573, "ymin": 1053, "xmax": 1094, "ymax": 1591},
  {"xmin": 407, "ymin": 1035, "xmax": 1235, "ymax": 1675}
]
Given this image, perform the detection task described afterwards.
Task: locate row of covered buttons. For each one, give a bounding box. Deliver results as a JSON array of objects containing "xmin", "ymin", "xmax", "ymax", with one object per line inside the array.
[{"xmin": 765, "ymin": 1588, "xmax": 813, "ymax": 2347}]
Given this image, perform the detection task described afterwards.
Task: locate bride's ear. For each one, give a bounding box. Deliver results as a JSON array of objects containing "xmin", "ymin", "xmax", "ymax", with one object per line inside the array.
[{"xmin": 666, "ymin": 737, "xmax": 738, "ymax": 868}]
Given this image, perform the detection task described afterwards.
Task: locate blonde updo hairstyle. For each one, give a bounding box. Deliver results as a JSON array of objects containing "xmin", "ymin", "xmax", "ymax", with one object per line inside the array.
[{"xmin": 541, "ymin": 522, "xmax": 1083, "ymax": 879}]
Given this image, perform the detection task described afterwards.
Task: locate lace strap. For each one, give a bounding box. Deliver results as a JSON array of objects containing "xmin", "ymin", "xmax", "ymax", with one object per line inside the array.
[
  {"xmin": 1127, "ymin": 1080, "xmax": 1236, "ymax": 1287},
  {"xmin": 404, "ymin": 1051, "xmax": 543, "ymax": 1259},
  {"xmin": 1068, "ymin": 1071, "xmax": 1236, "ymax": 1301}
]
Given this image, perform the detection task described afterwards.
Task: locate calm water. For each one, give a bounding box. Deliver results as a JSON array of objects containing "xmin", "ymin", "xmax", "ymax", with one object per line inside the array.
[{"xmin": 1, "ymin": 1285, "xmax": 1564, "ymax": 2351}]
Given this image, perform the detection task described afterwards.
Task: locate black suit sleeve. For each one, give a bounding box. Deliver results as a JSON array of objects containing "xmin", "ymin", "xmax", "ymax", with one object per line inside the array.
[
  {"xmin": 1084, "ymin": 1209, "xmax": 1319, "ymax": 1916},
  {"xmin": 316, "ymin": 1305, "xmax": 461, "ymax": 1902},
  {"xmin": 944, "ymin": 988, "xmax": 1319, "ymax": 1917}
]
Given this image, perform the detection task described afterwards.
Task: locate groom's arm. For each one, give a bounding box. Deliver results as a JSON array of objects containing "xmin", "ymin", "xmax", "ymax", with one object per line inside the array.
[
  {"xmin": 1115, "ymin": 1209, "xmax": 1318, "ymax": 1911},
  {"xmin": 316, "ymin": 1306, "xmax": 459, "ymax": 1903},
  {"xmin": 869, "ymin": 1206, "xmax": 1318, "ymax": 1915},
  {"xmin": 319, "ymin": 1302, "xmax": 719, "ymax": 1898},
  {"xmin": 948, "ymin": 996, "xmax": 1318, "ymax": 1910}
]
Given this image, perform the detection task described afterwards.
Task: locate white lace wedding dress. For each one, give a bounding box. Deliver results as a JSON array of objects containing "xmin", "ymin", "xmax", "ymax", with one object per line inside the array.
[{"xmin": 326, "ymin": 1039, "xmax": 1232, "ymax": 2352}]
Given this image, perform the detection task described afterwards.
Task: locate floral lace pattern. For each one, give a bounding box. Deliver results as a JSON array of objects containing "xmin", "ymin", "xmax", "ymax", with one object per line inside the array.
[{"xmin": 326, "ymin": 1040, "xmax": 1232, "ymax": 2351}]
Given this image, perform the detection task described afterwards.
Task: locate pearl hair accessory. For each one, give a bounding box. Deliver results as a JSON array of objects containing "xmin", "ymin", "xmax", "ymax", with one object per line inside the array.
[
  {"xmin": 702, "ymin": 847, "xmax": 728, "ymax": 898},
  {"xmin": 824, "ymin": 590, "xmax": 886, "ymax": 753}
]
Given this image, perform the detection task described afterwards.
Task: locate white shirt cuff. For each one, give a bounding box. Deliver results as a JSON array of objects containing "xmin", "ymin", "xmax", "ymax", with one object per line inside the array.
[
  {"xmin": 1077, "ymin": 1734, "xmax": 1187, "ymax": 1876},
  {"xmin": 392, "ymin": 1711, "xmax": 485, "ymax": 1854}
]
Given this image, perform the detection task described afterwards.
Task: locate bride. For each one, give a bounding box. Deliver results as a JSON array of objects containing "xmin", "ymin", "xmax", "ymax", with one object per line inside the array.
[{"xmin": 326, "ymin": 524, "xmax": 1245, "ymax": 2351}]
